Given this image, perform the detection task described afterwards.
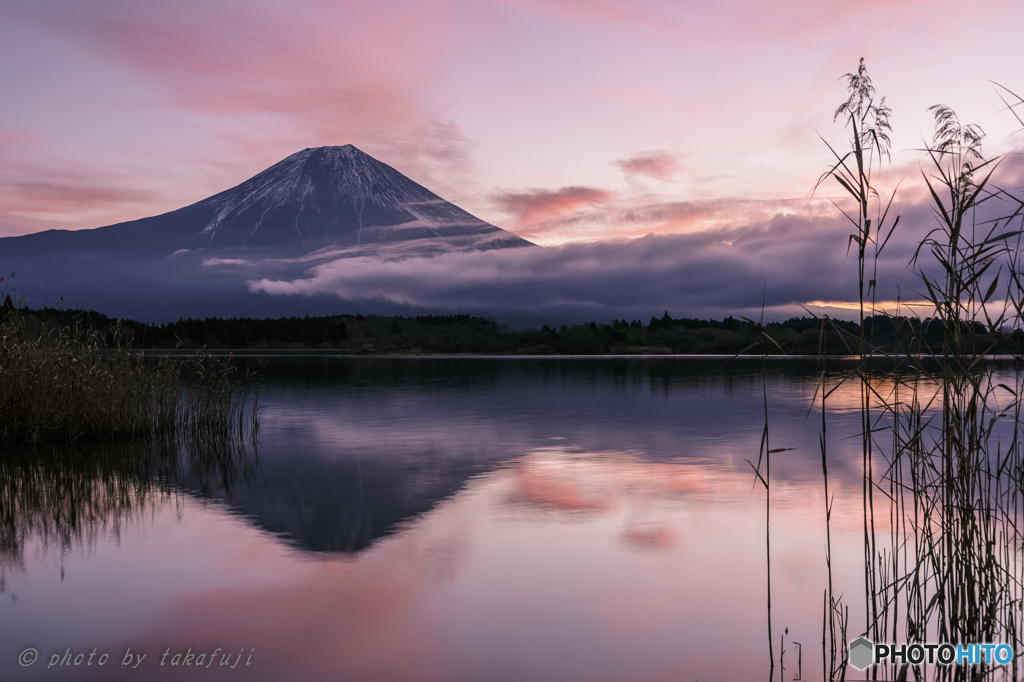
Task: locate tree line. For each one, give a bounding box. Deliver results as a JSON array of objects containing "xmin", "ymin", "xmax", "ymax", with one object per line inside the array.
[{"xmin": 4, "ymin": 297, "xmax": 1020, "ymax": 355}]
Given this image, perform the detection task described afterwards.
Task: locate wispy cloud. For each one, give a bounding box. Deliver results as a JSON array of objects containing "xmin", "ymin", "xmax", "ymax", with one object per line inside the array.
[
  {"xmin": 503, "ymin": 0, "xmax": 676, "ymax": 27},
  {"xmin": 612, "ymin": 151, "xmax": 681, "ymax": 181},
  {"xmin": 0, "ymin": 164, "xmax": 159, "ymax": 231},
  {"xmin": 203, "ymin": 258, "xmax": 252, "ymax": 267},
  {"xmin": 9, "ymin": 0, "xmax": 474, "ymax": 191},
  {"xmin": 0, "ymin": 129, "xmax": 39, "ymax": 147},
  {"xmin": 492, "ymin": 191, "xmax": 823, "ymax": 244},
  {"xmin": 491, "ymin": 186, "xmax": 616, "ymax": 231},
  {"xmin": 2, "ymin": 175, "xmax": 156, "ymax": 215}
]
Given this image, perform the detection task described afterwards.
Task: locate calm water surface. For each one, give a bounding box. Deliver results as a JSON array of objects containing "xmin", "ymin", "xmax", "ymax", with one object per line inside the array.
[{"xmin": 3, "ymin": 357, "xmax": 886, "ymax": 681}]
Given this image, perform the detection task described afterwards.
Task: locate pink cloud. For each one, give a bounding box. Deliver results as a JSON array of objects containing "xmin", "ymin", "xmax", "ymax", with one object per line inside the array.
[
  {"xmin": 0, "ymin": 0, "xmax": 488, "ymax": 234},
  {"xmin": 14, "ymin": 1, "xmax": 469, "ymax": 182},
  {"xmin": 501, "ymin": 194, "xmax": 820, "ymax": 243},
  {"xmin": 4, "ymin": 0, "xmax": 1019, "ymax": 246},
  {"xmin": 613, "ymin": 152, "xmax": 681, "ymax": 181},
  {"xmin": 2, "ymin": 174, "xmax": 156, "ymax": 214},
  {"xmin": 492, "ymin": 186, "xmax": 616, "ymax": 228},
  {"xmin": 0, "ymin": 129, "xmax": 39, "ymax": 147}
]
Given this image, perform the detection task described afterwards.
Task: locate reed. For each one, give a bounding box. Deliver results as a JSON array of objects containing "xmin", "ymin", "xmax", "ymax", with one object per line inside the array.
[
  {"xmin": 0, "ymin": 284, "xmax": 258, "ymax": 447},
  {"xmin": 867, "ymin": 105, "xmax": 1024, "ymax": 681},
  {"xmin": 815, "ymin": 57, "xmax": 900, "ymax": 679},
  {"xmin": 817, "ymin": 62, "xmax": 1024, "ymax": 681}
]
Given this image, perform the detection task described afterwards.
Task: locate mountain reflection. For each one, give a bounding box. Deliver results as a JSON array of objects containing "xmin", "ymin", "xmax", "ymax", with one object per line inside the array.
[
  {"xmin": 214, "ymin": 445, "xmax": 501, "ymax": 553},
  {"xmin": 205, "ymin": 356, "xmax": 866, "ymax": 556}
]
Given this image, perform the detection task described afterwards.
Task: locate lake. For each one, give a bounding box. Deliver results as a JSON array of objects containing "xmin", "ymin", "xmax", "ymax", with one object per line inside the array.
[{"xmin": 2, "ymin": 356, "xmax": 893, "ymax": 681}]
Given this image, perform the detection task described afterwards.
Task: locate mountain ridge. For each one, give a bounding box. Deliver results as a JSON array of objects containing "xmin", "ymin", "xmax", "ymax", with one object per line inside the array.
[{"xmin": 1, "ymin": 145, "xmax": 531, "ymax": 258}]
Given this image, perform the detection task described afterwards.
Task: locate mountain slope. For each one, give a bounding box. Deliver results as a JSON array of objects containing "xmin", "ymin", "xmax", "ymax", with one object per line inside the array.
[
  {"xmin": 1, "ymin": 145, "xmax": 532, "ymax": 260},
  {"xmin": 187, "ymin": 145, "xmax": 529, "ymax": 250}
]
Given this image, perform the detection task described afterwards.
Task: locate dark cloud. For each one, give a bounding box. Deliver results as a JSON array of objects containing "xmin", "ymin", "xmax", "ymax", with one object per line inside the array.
[{"xmin": 248, "ymin": 209, "xmax": 930, "ymax": 325}]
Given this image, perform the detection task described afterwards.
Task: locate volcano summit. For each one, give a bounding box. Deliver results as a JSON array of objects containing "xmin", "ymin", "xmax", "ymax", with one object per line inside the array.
[
  {"xmin": 192, "ymin": 145, "xmax": 531, "ymax": 251},
  {"xmin": 0, "ymin": 146, "xmax": 532, "ymax": 320}
]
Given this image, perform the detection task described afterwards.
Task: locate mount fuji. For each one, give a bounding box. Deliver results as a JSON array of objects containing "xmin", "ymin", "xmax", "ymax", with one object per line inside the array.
[{"xmin": 0, "ymin": 146, "xmax": 532, "ymax": 320}]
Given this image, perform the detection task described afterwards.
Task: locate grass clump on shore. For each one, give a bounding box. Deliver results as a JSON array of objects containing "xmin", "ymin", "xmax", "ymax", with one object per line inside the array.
[{"xmin": 0, "ymin": 285, "xmax": 257, "ymax": 447}]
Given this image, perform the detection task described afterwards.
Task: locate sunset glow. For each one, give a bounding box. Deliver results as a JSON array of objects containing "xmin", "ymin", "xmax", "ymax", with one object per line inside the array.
[{"xmin": 4, "ymin": 0, "xmax": 1024, "ymax": 250}]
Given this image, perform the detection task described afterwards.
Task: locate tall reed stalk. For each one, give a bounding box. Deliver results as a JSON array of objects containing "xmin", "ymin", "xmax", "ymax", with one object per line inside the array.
[{"xmin": 817, "ymin": 58, "xmax": 900, "ymax": 678}]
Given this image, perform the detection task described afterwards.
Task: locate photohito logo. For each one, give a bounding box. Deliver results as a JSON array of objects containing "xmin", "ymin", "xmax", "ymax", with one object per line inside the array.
[
  {"xmin": 848, "ymin": 637, "xmax": 874, "ymax": 670},
  {"xmin": 847, "ymin": 637, "xmax": 1014, "ymax": 670}
]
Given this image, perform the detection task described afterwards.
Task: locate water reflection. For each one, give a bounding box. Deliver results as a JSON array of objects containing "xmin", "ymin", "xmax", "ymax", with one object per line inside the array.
[
  {"xmin": 9, "ymin": 446, "xmax": 855, "ymax": 682},
  {"xmin": 1, "ymin": 434, "xmax": 257, "ymax": 580},
  {"xmin": 2, "ymin": 357, "xmax": 914, "ymax": 681}
]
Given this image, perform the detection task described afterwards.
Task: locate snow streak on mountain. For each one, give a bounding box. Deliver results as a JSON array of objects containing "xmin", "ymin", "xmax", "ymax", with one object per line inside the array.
[{"xmin": 194, "ymin": 145, "xmax": 530, "ymax": 250}]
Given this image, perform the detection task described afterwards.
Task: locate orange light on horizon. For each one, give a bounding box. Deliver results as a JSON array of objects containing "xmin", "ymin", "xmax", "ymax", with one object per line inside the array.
[{"xmin": 807, "ymin": 300, "xmax": 936, "ymax": 314}]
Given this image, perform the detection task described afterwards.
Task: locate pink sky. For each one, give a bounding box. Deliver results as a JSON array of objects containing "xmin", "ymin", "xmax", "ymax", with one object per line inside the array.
[{"xmin": 3, "ymin": 0, "xmax": 1024, "ymax": 246}]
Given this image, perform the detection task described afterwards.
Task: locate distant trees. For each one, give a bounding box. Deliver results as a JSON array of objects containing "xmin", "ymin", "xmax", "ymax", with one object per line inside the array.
[{"xmin": 5, "ymin": 305, "xmax": 1014, "ymax": 356}]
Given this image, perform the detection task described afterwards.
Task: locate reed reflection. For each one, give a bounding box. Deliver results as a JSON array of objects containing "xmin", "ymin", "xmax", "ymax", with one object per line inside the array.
[{"xmin": 0, "ymin": 434, "xmax": 258, "ymax": 578}]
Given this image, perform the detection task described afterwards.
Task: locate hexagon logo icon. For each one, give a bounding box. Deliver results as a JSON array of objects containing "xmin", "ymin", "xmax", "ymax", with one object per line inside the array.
[{"xmin": 848, "ymin": 636, "xmax": 874, "ymax": 670}]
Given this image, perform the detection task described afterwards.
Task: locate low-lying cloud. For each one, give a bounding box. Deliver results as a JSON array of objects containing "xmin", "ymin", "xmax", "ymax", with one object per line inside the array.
[{"xmin": 249, "ymin": 209, "xmax": 932, "ymax": 325}]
